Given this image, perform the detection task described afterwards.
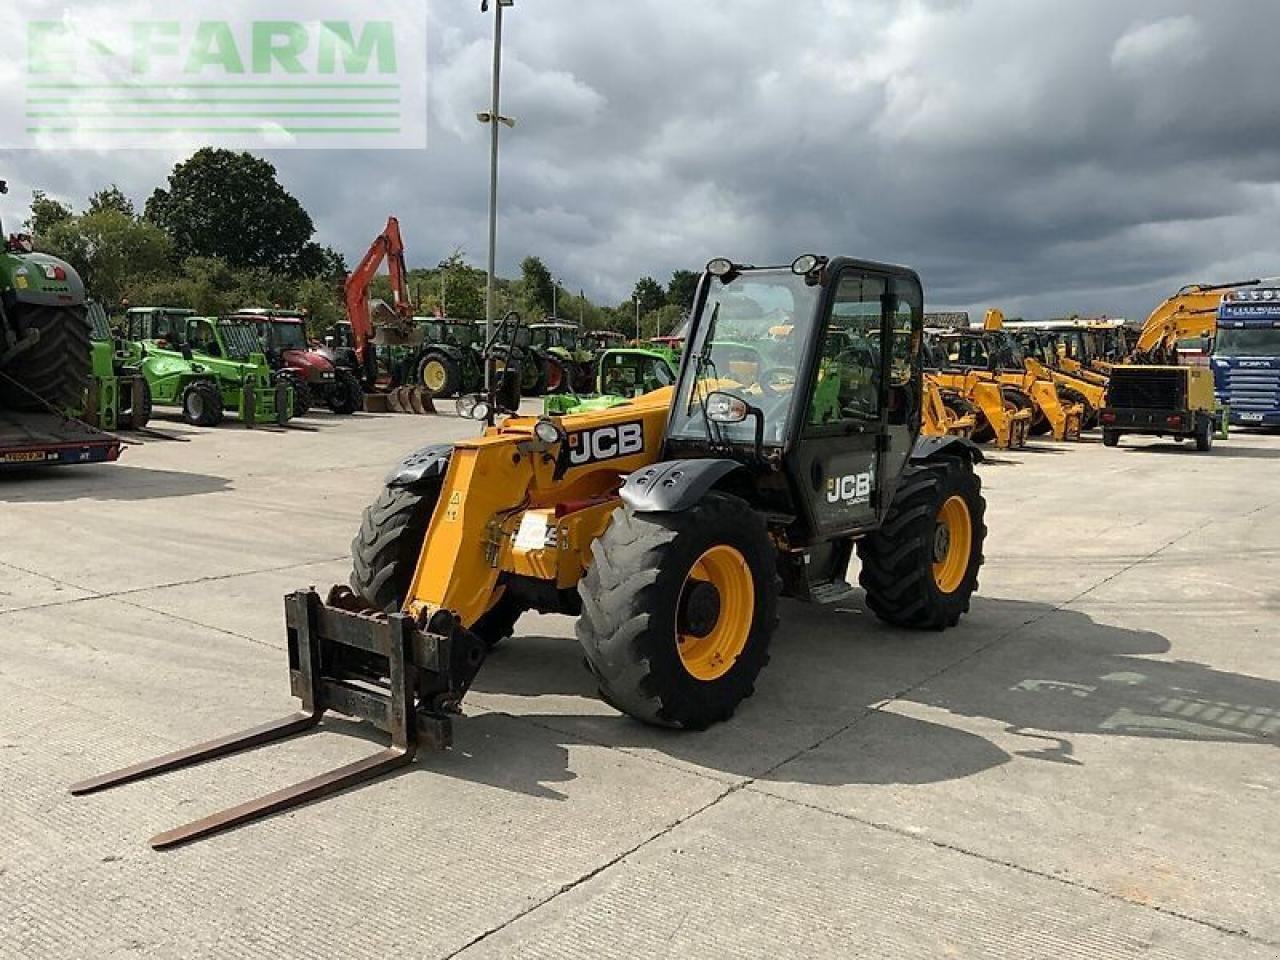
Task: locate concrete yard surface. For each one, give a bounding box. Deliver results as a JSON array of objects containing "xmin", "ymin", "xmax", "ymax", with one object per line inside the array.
[{"xmin": 1, "ymin": 409, "xmax": 1277, "ymax": 959}]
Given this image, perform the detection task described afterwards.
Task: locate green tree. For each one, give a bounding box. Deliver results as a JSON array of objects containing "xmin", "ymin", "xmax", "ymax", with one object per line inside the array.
[
  {"xmin": 646, "ymin": 304, "xmax": 685, "ymax": 339},
  {"xmin": 632, "ymin": 276, "xmax": 665, "ymax": 317},
  {"xmin": 86, "ymin": 185, "xmax": 135, "ymax": 218},
  {"xmin": 26, "ymin": 190, "xmax": 73, "ymax": 237},
  {"xmin": 296, "ymin": 242, "xmax": 348, "ymax": 280},
  {"xmin": 40, "ymin": 210, "xmax": 173, "ymax": 307},
  {"xmin": 437, "ymin": 251, "xmax": 485, "ymax": 319},
  {"xmin": 145, "ymin": 148, "xmax": 316, "ymax": 274},
  {"xmin": 666, "ymin": 270, "xmax": 699, "ymax": 310},
  {"xmin": 520, "ymin": 255, "xmax": 555, "ymax": 317},
  {"xmin": 295, "ymin": 277, "xmax": 344, "ymax": 334}
]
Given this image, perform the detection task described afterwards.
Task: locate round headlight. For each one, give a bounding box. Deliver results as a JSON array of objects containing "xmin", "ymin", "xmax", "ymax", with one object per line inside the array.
[
  {"xmin": 456, "ymin": 395, "xmax": 478, "ymax": 418},
  {"xmin": 706, "ymin": 258, "xmax": 734, "ymax": 278},
  {"xmin": 472, "ymin": 401, "xmax": 492, "ymax": 422},
  {"xmin": 1265, "ymin": 290, "xmax": 1276, "ymax": 301},
  {"xmin": 791, "ymin": 254, "xmax": 820, "ymax": 275},
  {"xmin": 534, "ymin": 419, "xmax": 562, "ymax": 444}
]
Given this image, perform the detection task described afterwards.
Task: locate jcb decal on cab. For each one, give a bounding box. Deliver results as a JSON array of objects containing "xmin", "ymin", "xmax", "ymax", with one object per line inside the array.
[
  {"xmin": 826, "ymin": 467, "xmax": 874, "ymax": 506},
  {"xmin": 568, "ymin": 422, "xmax": 645, "ymax": 466}
]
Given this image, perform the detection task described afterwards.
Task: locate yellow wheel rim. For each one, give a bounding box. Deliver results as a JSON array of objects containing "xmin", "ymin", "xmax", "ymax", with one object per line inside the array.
[
  {"xmin": 932, "ymin": 495, "xmax": 973, "ymax": 594},
  {"xmin": 676, "ymin": 545, "xmax": 754, "ymax": 681},
  {"xmin": 423, "ymin": 360, "xmax": 447, "ymax": 392}
]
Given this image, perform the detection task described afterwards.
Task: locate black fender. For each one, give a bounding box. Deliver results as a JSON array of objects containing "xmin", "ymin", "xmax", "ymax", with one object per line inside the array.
[
  {"xmin": 620, "ymin": 458, "xmax": 745, "ymax": 513},
  {"xmin": 910, "ymin": 435, "xmax": 985, "ymax": 464},
  {"xmin": 385, "ymin": 443, "xmax": 454, "ymax": 489},
  {"xmin": 421, "ymin": 344, "xmax": 464, "ymax": 364}
]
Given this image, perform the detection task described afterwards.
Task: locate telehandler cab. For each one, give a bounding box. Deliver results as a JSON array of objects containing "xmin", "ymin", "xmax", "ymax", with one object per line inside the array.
[{"xmin": 74, "ymin": 255, "xmax": 987, "ymax": 849}]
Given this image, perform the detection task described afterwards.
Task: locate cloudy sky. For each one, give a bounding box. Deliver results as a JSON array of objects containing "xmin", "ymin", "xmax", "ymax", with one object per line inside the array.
[{"xmin": 4, "ymin": 0, "xmax": 1280, "ymax": 320}]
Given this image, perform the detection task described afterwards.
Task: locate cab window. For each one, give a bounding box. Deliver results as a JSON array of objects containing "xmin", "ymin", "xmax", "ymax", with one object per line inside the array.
[
  {"xmin": 188, "ymin": 319, "xmax": 220, "ymax": 356},
  {"xmin": 808, "ymin": 273, "xmax": 886, "ymax": 426}
]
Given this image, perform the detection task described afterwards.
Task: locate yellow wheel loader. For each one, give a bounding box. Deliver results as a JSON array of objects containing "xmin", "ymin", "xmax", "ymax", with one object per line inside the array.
[
  {"xmin": 1009, "ymin": 328, "xmax": 1107, "ymax": 429},
  {"xmin": 922, "ymin": 373, "xmax": 976, "ymax": 438},
  {"xmin": 976, "ymin": 310, "xmax": 1084, "ymax": 440},
  {"xmin": 73, "ymin": 255, "xmax": 987, "ymax": 849},
  {"xmin": 923, "ymin": 335, "xmax": 1032, "ymax": 448}
]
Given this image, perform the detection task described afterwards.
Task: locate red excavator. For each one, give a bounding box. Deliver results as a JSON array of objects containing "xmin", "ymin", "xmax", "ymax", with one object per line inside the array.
[{"xmin": 340, "ymin": 217, "xmax": 428, "ymax": 411}]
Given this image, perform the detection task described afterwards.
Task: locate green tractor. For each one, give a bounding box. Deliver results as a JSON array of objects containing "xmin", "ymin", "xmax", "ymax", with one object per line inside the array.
[
  {"xmin": 528, "ymin": 320, "xmax": 595, "ymax": 394},
  {"xmin": 0, "ymin": 182, "xmax": 91, "ymax": 412},
  {"xmin": 121, "ymin": 307, "xmax": 291, "ymax": 427},
  {"xmin": 413, "ymin": 318, "xmax": 486, "ymax": 399},
  {"xmin": 543, "ymin": 347, "xmax": 677, "ymax": 415},
  {"xmin": 83, "ymin": 301, "xmax": 149, "ymax": 431},
  {"xmin": 482, "ymin": 318, "xmax": 547, "ymax": 396}
]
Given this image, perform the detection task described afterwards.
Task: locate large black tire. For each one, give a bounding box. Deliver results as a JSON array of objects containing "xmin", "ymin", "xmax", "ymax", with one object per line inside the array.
[
  {"xmin": 180, "ymin": 380, "xmax": 224, "ymax": 427},
  {"xmin": 544, "ymin": 358, "xmax": 570, "ymax": 395},
  {"xmin": 1195, "ymin": 417, "xmax": 1214, "ymax": 452},
  {"xmin": 942, "ymin": 394, "xmax": 977, "ymax": 422},
  {"xmin": 521, "ymin": 356, "xmax": 547, "ymax": 397},
  {"xmin": 857, "ymin": 458, "xmax": 986, "ymax": 630},
  {"xmin": 350, "ymin": 482, "xmax": 521, "ymax": 647},
  {"xmin": 0, "ymin": 304, "xmax": 91, "ymax": 411},
  {"xmin": 417, "ymin": 352, "xmax": 462, "ymax": 399},
  {"xmin": 277, "ymin": 372, "xmax": 312, "ymax": 417},
  {"xmin": 1058, "ymin": 386, "xmax": 1096, "ymax": 429},
  {"xmin": 117, "ymin": 377, "xmax": 152, "ymax": 431},
  {"xmin": 326, "ymin": 369, "xmax": 363, "ymax": 414},
  {"xmin": 576, "ymin": 492, "xmax": 779, "ymax": 729}
]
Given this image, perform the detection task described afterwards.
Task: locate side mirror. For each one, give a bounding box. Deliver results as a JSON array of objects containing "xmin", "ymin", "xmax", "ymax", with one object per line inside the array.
[{"xmin": 705, "ymin": 391, "xmax": 749, "ymax": 424}]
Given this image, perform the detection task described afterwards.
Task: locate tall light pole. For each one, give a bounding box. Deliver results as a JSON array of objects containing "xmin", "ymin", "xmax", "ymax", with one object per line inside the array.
[
  {"xmin": 552, "ymin": 278, "xmax": 559, "ymax": 319},
  {"xmin": 634, "ymin": 298, "xmax": 641, "ymax": 342},
  {"xmin": 479, "ymin": 0, "xmax": 515, "ymax": 391}
]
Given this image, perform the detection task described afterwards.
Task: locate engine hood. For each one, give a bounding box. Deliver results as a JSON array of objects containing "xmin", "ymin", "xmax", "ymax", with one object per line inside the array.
[{"xmin": 283, "ymin": 348, "xmax": 336, "ymax": 381}]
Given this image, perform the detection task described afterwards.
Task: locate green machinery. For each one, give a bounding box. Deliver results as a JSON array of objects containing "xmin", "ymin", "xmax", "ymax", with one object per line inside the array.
[
  {"xmin": 84, "ymin": 301, "xmax": 149, "ymax": 431},
  {"xmin": 0, "ymin": 179, "xmax": 123, "ymax": 468},
  {"xmin": 413, "ymin": 318, "xmax": 486, "ymax": 398},
  {"xmin": 121, "ymin": 307, "xmax": 291, "ymax": 427},
  {"xmin": 543, "ymin": 347, "xmax": 677, "ymax": 415},
  {"xmin": 0, "ymin": 185, "xmax": 91, "ymax": 413},
  {"xmin": 528, "ymin": 321, "xmax": 595, "ymax": 394}
]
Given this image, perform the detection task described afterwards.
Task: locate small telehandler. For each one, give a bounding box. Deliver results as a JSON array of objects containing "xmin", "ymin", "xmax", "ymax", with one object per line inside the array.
[{"xmin": 74, "ymin": 255, "xmax": 987, "ymax": 849}]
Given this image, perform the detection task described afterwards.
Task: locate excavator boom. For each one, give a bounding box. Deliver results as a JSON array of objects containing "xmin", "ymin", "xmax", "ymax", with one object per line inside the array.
[{"xmin": 344, "ymin": 217, "xmax": 417, "ymax": 378}]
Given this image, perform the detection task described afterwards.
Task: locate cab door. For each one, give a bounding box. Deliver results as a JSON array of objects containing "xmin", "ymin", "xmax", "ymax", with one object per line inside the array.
[{"xmin": 790, "ymin": 267, "xmax": 921, "ymax": 541}]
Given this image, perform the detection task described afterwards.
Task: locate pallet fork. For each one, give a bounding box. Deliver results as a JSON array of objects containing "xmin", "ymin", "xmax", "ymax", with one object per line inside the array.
[{"xmin": 71, "ymin": 590, "xmax": 487, "ymax": 849}]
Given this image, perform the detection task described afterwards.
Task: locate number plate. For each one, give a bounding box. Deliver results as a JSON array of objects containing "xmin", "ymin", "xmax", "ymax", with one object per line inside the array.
[
  {"xmin": 1238, "ymin": 412, "xmax": 1263, "ymax": 422},
  {"xmin": 3, "ymin": 451, "xmax": 51, "ymax": 463}
]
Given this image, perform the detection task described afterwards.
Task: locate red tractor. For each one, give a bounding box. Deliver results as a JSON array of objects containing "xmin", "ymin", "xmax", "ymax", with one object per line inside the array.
[{"xmin": 234, "ymin": 308, "xmax": 362, "ymax": 416}]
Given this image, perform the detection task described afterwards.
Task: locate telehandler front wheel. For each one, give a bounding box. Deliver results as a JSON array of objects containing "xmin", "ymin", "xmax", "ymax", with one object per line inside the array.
[
  {"xmin": 181, "ymin": 380, "xmax": 224, "ymax": 427},
  {"xmin": 576, "ymin": 492, "xmax": 779, "ymax": 729},
  {"xmin": 349, "ymin": 482, "xmax": 522, "ymax": 647},
  {"xmin": 857, "ymin": 458, "xmax": 985, "ymax": 630}
]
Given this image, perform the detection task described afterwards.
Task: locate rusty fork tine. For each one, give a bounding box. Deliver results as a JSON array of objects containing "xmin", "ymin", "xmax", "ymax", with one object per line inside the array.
[
  {"xmin": 69, "ymin": 711, "xmax": 321, "ymax": 796},
  {"xmin": 149, "ymin": 745, "xmax": 415, "ymax": 850}
]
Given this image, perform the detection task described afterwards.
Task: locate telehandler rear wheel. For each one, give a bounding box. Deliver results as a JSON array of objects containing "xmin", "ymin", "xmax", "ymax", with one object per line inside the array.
[
  {"xmin": 856, "ymin": 458, "xmax": 985, "ymax": 630},
  {"xmin": 576, "ymin": 492, "xmax": 779, "ymax": 729},
  {"xmin": 349, "ymin": 482, "xmax": 522, "ymax": 647}
]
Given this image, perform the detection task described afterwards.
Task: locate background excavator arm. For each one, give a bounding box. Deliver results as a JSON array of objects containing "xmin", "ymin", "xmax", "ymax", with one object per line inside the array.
[{"xmin": 344, "ymin": 217, "xmax": 417, "ymax": 384}]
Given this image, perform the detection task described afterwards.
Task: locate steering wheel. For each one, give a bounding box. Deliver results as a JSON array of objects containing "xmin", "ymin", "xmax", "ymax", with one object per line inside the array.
[{"xmin": 756, "ymin": 366, "xmax": 796, "ymax": 397}]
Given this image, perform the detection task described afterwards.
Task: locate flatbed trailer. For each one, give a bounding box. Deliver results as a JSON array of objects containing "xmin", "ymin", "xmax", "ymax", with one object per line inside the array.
[{"xmin": 0, "ymin": 409, "xmax": 122, "ymax": 469}]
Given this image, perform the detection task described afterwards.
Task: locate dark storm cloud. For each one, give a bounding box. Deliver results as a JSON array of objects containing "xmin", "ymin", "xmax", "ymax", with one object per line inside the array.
[{"xmin": 6, "ymin": 0, "xmax": 1280, "ymax": 320}]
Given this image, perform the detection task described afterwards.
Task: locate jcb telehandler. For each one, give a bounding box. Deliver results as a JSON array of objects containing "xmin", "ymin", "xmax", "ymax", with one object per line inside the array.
[{"xmin": 74, "ymin": 255, "xmax": 987, "ymax": 849}]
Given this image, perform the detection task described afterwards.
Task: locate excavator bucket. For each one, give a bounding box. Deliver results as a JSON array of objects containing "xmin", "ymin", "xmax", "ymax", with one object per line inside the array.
[{"xmin": 70, "ymin": 590, "xmax": 487, "ymax": 849}]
